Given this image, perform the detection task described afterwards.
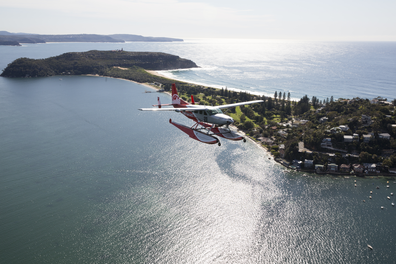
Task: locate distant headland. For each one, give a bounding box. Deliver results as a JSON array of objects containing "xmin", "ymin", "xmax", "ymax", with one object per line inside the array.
[{"xmin": 0, "ymin": 31, "xmax": 183, "ymax": 46}]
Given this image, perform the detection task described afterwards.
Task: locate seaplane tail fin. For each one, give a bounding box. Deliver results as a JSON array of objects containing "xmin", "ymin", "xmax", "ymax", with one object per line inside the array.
[
  {"xmin": 171, "ymin": 84, "xmax": 189, "ymax": 106},
  {"xmin": 191, "ymin": 95, "xmax": 195, "ymax": 104},
  {"xmin": 157, "ymin": 97, "xmax": 161, "ymax": 108}
]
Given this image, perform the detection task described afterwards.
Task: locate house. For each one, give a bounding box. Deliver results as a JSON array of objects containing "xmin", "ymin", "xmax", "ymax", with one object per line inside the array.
[
  {"xmin": 278, "ymin": 130, "xmax": 288, "ymax": 138},
  {"xmin": 379, "ymin": 133, "xmax": 391, "ymax": 140},
  {"xmin": 321, "ymin": 138, "xmax": 332, "ymax": 148},
  {"xmin": 304, "ymin": 159, "xmax": 314, "ymax": 169},
  {"xmin": 258, "ymin": 137, "xmax": 274, "ymax": 145},
  {"xmin": 363, "ymin": 163, "xmax": 377, "ymax": 173},
  {"xmin": 340, "ymin": 164, "xmax": 350, "ymax": 173},
  {"xmin": 315, "ymin": 164, "xmax": 325, "ymax": 172},
  {"xmin": 319, "ymin": 116, "xmax": 328, "ymax": 123},
  {"xmin": 353, "ymin": 164, "xmax": 364, "ymax": 174},
  {"xmin": 344, "ymin": 135, "xmax": 353, "ymax": 143},
  {"xmin": 328, "ymin": 153, "xmax": 335, "ymax": 163},
  {"xmin": 330, "ymin": 127, "xmax": 342, "ymax": 134},
  {"xmin": 353, "ymin": 133, "xmax": 359, "ymax": 141},
  {"xmin": 292, "ymin": 160, "xmax": 303, "ymax": 170},
  {"xmin": 339, "ymin": 125, "xmax": 349, "ymax": 132},
  {"xmin": 279, "ymin": 144, "xmax": 285, "ymax": 158},
  {"xmin": 328, "ymin": 163, "xmax": 338, "ymax": 172},
  {"xmin": 363, "ymin": 134, "xmax": 372, "ymax": 143}
]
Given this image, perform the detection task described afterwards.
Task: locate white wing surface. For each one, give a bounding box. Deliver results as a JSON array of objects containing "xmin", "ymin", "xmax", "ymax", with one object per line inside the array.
[
  {"xmin": 139, "ymin": 100, "xmax": 263, "ymax": 111},
  {"xmin": 217, "ymin": 100, "xmax": 263, "ymax": 109}
]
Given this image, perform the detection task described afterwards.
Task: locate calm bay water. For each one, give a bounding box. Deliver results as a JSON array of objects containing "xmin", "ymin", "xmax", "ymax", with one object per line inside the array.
[{"xmin": 1, "ymin": 41, "xmax": 396, "ymax": 263}]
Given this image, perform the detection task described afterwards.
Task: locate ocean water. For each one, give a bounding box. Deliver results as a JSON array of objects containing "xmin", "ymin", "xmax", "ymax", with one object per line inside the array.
[
  {"xmin": 1, "ymin": 41, "xmax": 396, "ymax": 263},
  {"xmin": 1, "ymin": 39, "xmax": 395, "ymax": 101}
]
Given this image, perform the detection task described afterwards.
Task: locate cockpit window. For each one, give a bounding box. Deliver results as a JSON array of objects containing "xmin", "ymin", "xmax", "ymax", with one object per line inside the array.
[{"xmin": 206, "ymin": 108, "xmax": 222, "ymax": 115}]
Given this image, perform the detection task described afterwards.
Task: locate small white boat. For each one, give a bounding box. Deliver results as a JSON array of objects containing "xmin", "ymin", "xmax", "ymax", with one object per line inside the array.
[
  {"xmin": 368, "ymin": 245, "xmax": 373, "ymax": 250},
  {"xmin": 381, "ymin": 206, "xmax": 384, "ymax": 209},
  {"xmin": 392, "ymin": 203, "xmax": 395, "ymax": 207}
]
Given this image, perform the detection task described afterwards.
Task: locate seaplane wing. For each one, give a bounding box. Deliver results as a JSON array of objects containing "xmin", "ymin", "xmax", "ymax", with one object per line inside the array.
[
  {"xmin": 138, "ymin": 106, "xmax": 210, "ymax": 111},
  {"xmin": 139, "ymin": 100, "xmax": 263, "ymax": 111},
  {"xmin": 217, "ymin": 100, "xmax": 264, "ymax": 109}
]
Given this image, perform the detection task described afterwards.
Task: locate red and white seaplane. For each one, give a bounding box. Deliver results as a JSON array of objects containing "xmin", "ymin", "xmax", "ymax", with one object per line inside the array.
[{"xmin": 139, "ymin": 84, "xmax": 263, "ymax": 146}]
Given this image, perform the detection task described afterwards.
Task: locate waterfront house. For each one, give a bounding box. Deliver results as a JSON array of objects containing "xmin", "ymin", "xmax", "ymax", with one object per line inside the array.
[
  {"xmin": 279, "ymin": 144, "xmax": 285, "ymax": 158},
  {"xmin": 258, "ymin": 137, "xmax": 274, "ymax": 146},
  {"xmin": 315, "ymin": 164, "xmax": 325, "ymax": 173},
  {"xmin": 292, "ymin": 160, "xmax": 302, "ymax": 170},
  {"xmin": 340, "ymin": 164, "xmax": 350, "ymax": 173},
  {"xmin": 328, "ymin": 163, "xmax": 338, "ymax": 172},
  {"xmin": 304, "ymin": 159, "xmax": 314, "ymax": 169},
  {"xmin": 353, "ymin": 164, "xmax": 364, "ymax": 174},
  {"xmin": 344, "ymin": 135, "xmax": 353, "ymax": 143},
  {"xmin": 363, "ymin": 163, "xmax": 377, "ymax": 173}
]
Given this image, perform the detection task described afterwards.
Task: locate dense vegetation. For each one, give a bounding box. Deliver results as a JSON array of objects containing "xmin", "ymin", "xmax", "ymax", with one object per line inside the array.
[
  {"xmin": 174, "ymin": 86, "xmax": 396, "ymax": 171},
  {"xmin": 1, "ymin": 50, "xmax": 197, "ymax": 78}
]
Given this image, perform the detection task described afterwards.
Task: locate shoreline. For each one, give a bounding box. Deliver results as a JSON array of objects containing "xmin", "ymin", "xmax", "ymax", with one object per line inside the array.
[{"xmin": 85, "ymin": 73, "xmax": 396, "ymax": 178}]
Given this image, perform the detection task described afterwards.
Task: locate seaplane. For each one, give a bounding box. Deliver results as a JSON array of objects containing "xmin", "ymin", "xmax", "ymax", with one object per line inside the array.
[{"xmin": 139, "ymin": 84, "xmax": 263, "ymax": 146}]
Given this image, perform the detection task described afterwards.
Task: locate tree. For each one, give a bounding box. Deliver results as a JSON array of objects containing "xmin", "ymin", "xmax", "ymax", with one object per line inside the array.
[
  {"xmin": 359, "ymin": 151, "xmax": 372, "ymax": 163},
  {"xmin": 240, "ymin": 114, "xmax": 246, "ymax": 123},
  {"xmin": 244, "ymin": 120, "xmax": 254, "ymax": 130}
]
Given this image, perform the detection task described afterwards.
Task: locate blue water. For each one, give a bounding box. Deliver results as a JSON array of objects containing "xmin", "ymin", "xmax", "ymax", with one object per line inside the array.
[
  {"xmin": 1, "ymin": 39, "xmax": 395, "ymax": 101},
  {"xmin": 1, "ymin": 41, "xmax": 396, "ymax": 263}
]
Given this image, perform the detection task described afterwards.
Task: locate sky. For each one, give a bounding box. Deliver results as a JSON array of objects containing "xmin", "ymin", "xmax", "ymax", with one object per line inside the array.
[{"xmin": 1, "ymin": 0, "xmax": 395, "ymax": 41}]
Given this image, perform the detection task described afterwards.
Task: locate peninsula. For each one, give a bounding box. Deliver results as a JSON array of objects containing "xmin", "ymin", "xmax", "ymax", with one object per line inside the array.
[
  {"xmin": 1, "ymin": 50, "xmax": 197, "ymax": 82},
  {"xmin": 2, "ymin": 51, "xmax": 396, "ymax": 176},
  {"xmin": 0, "ymin": 31, "xmax": 183, "ymax": 46}
]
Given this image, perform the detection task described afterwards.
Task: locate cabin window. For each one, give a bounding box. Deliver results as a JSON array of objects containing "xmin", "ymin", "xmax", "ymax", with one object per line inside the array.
[{"xmin": 207, "ymin": 109, "xmax": 222, "ymax": 115}]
